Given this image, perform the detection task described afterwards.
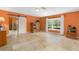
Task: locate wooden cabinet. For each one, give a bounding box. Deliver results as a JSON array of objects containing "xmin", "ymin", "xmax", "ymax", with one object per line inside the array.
[
  {"xmin": 30, "ymin": 23, "xmax": 34, "ymax": 33},
  {"xmin": 66, "ymin": 32, "xmax": 77, "ymax": 39},
  {"xmin": 0, "ymin": 31, "xmax": 7, "ymax": 47}
]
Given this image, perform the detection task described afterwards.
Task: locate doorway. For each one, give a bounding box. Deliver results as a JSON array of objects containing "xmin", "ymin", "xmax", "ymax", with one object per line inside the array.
[
  {"xmin": 9, "ymin": 16, "xmax": 18, "ymax": 36},
  {"xmin": 9, "ymin": 16, "xmax": 27, "ymax": 36},
  {"xmin": 33, "ymin": 20, "xmax": 40, "ymax": 32},
  {"xmin": 18, "ymin": 16, "xmax": 27, "ymax": 34}
]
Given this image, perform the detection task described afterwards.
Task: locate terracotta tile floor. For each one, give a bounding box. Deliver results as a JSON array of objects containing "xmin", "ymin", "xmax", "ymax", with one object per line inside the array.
[{"xmin": 0, "ymin": 32, "xmax": 79, "ymax": 51}]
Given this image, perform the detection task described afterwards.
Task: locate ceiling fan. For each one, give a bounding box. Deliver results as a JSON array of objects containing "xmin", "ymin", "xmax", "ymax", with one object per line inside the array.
[
  {"xmin": 41, "ymin": 7, "xmax": 47, "ymax": 10},
  {"xmin": 35, "ymin": 7, "xmax": 47, "ymax": 12}
]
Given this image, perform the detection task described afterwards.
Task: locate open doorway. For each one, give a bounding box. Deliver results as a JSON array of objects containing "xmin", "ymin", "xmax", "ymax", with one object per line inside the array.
[
  {"xmin": 9, "ymin": 16, "xmax": 18, "ymax": 36},
  {"xmin": 9, "ymin": 16, "xmax": 27, "ymax": 36},
  {"xmin": 33, "ymin": 20, "xmax": 40, "ymax": 32}
]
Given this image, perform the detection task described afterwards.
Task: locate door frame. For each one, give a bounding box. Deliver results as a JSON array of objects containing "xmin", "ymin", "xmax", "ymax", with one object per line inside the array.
[{"xmin": 18, "ymin": 16, "xmax": 27, "ymax": 35}]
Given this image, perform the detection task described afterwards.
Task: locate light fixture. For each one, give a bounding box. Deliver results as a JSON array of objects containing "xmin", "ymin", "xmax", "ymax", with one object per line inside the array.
[
  {"xmin": 0, "ymin": 17, "xmax": 5, "ymax": 22},
  {"xmin": 35, "ymin": 8, "xmax": 40, "ymax": 12},
  {"xmin": 35, "ymin": 7, "xmax": 46, "ymax": 12},
  {"xmin": 41, "ymin": 7, "xmax": 46, "ymax": 10}
]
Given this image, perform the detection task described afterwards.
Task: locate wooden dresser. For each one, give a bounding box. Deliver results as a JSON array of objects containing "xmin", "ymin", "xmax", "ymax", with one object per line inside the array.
[{"xmin": 0, "ymin": 31, "xmax": 7, "ymax": 47}]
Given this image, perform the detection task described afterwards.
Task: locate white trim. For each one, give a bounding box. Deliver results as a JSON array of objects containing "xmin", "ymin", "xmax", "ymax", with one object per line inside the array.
[
  {"xmin": 48, "ymin": 29, "xmax": 60, "ymax": 31},
  {"xmin": 46, "ymin": 18, "xmax": 48, "ymax": 32},
  {"xmin": 60, "ymin": 15, "xmax": 64, "ymax": 35}
]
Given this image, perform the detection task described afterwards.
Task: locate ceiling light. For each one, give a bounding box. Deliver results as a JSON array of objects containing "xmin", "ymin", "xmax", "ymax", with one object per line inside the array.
[
  {"xmin": 35, "ymin": 8, "xmax": 40, "ymax": 12},
  {"xmin": 41, "ymin": 7, "xmax": 46, "ymax": 10},
  {"xmin": 0, "ymin": 17, "xmax": 5, "ymax": 22}
]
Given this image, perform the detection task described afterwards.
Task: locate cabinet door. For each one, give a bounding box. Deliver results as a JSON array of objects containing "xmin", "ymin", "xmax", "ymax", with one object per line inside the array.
[
  {"xmin": 0, "ymin": 31, "xmax": 7, "ymax": 46},
  {"xmin": 30, "ymin": 23, "xmax": 34, "ymax": 33},
  {"xmin": 0, "ymin": 35, "xmax": 3, "ymax": 46},
  {"xmin": 2, "ymin": 31, "xmax": 7, "ymax": 45}
]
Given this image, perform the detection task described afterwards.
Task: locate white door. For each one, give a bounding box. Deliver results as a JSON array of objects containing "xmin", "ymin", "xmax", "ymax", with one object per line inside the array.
[{"xmin": 18, "ymin": 16, "xmax": 27, "ymax": 34}]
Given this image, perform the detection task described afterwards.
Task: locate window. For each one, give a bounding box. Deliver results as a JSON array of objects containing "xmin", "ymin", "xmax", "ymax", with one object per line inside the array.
[{"xmin": 48, "ymin": 19, "xmax": 60, "ymax": 30}]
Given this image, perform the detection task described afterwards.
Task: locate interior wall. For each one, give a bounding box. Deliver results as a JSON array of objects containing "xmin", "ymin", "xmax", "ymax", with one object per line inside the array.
[
  {"xmin": 40, "ymin": 11, "xmax": 79, "ymax": 36},
  {"xmin": 0, "ymin": 10, "xmax": 39, "ymax": 34},
  {"xmin": 0, "ymin": 11, "xmax": 9, "ymax": 33},
  {"xmin": 26, "ymin": 15, "xmax": 40, "ymax": 32},
  {"xmin": 11, "ymin": 17, "xmax": 16, "ymax": 24},
  {"xmin": 40, "ymin": 17, "xmax": 46, "ymax": 31},
  {"xmin": 64, "ymin": 12, "xmax": 79, "ymax": 36},
  {"xmin": 40, "ymin": 15, "xmax": 61, "ymax": 32},
  {"xmin": 0, "ymin": 9, "xmax": 79, "ymax": 35},
  {"xmin": 9, "ymin": 16, "xmax": 16, "ymax": 30}
]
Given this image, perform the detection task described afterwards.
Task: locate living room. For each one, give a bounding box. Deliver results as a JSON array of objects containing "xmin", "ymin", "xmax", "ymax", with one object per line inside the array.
[{"xmin": 0, "ymin": 7, "xmax": 79, "ymax": 51}]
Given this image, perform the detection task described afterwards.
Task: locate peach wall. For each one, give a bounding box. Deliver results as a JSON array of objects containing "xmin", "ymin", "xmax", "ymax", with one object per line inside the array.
[
  {"xmin": 0, "ymin": 11, "xmax": 9, "ymax": 33},
  {"xmin": 11, "ymin": 17, "xmax": 16, "ymax": 23},
  {"xmin": 64, "ymin": 12, "xmax": 79, "ymax": 35},
  {"xmin": 40, "ymin": 15, "xmax": 61, "ymax": 32},
  {"xmin": 26, "ymin": 15, "xmax": 40, "ymax": 32},
  {"xmin": 0, "ymin": 10, "xmax": 39, "ymax": 33},
  {"xmin": 1, "ymin": 9, "xmax": 79, "ymax": 35},
  {"xmin": 40, "ymin": 12, "xmax": 79, "ymax": 36},
  {"xmin": 40, "ymin": 17, "xmax": 46, "ymax": 31}
]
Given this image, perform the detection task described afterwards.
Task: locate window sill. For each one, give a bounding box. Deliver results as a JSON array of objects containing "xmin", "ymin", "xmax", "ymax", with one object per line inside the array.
[{"xmin": 48, "ymin": 29, "xmax": 60, "ymax": 31}]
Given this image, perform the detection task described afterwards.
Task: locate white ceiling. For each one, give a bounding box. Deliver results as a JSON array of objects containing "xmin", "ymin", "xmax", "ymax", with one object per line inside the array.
[{"xmin": 0, "ymin": 7, "xmax": 79, "ymax": 17}]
